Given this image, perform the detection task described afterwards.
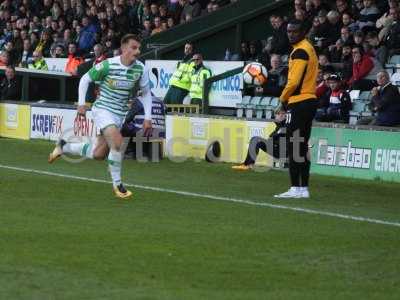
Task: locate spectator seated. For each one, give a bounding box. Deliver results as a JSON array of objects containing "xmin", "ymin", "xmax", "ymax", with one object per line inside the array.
[{"xmin": 315, "ymin": 74, "xmax": 352, "ymax": 123}]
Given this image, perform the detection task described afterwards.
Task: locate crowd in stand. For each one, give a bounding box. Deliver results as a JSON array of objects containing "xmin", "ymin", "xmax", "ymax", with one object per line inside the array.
[
  {"xmin": 226, "ymin": 0, "xmax": 400, "ymax": 126},
  {"xmin": 0, "ymin": 0, "xmax": 399, "ymax": 126},
  {"xmin": 0, "ymin": 0, "xmax": 235, "ymax": 74}
]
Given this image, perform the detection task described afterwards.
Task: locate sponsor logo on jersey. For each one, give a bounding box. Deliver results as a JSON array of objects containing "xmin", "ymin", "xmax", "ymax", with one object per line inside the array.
[{"xmin": 107, "ymin": 79, "xmax": 134, "ymax": 89}]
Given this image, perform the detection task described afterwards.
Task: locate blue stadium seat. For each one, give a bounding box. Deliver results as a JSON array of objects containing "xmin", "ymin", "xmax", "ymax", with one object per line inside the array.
[
  {"xmin": 255, "ymin": 97, "xmax": 270, "ymax": 119},
  {"xmin": 269, "ymin": 97, "xmax": 280, "ymax": 109},
  {"xmin": 389, "ymin": 55, "xmax": 400, "ymax": 65},
  {"xmin": 385, "ymin": 55, "xmax": 400, "ymax": 72},
  {"xmin": 391, "ymin": 72, "xmax": 400, "ymax": 86},
  {"xmin": 349, "ymin": 90, "xmax": 360, "ymax": 102},
  {"xmin": 358, "ymin": 91, "xmax": 371, "ymax": 101},
  {"xmin": 349, "ymin": 100, "xmax": 369, "ymax": 125},
  {"xmin": 352, "ymin": 101, "xmax": 367, "ymax": 112},
  {"xmin": 236, "ymin": 96, "xmax": 251, "ymax": 118},
  {"xmin": 245, "ymin": 96, "xmax": 263, "ymax": 118}
]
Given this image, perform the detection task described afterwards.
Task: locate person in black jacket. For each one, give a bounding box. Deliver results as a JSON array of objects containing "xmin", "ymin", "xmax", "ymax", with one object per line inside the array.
[
  {"xmin": 385, "ymin": 7, "xmax": 400, "ymax": 56},
  {"xmin": 368, "ymin": 71, "xmax": 400, "ymax": 126},
  {"xmin": 269, "ymin": 15, "xmax": 289, "ymax": 55},
  {"xmin": 0, "ymin": 66, "xmax": 21, "ymax": 101},
  {"xmin": 315, "ymin": 74, "xmax": 352, "ymax": 122},
  {"xmin": 258, "ymin": 54, "xmax": 288, "ymax": 97}
]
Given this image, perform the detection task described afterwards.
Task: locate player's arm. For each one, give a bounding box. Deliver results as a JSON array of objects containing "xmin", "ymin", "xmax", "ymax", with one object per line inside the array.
[
  {"xmin": 77, "ymin": 60, "xmax": 109, "ymax": 116},
  {"xmin": 139, "ymin": 66, "xmax": 153, "ymax": 135},
  {"xmin": 279, "ymin": 49, "xmax": 309, "ymax": 103},
  {"xmin": 77, "ymin": 73, "xmax": 93, "ymax": 116}
]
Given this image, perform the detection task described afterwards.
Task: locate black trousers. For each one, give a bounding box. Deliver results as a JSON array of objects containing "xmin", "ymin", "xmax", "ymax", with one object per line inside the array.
[
  {"xmin": 286, "ymin": 99, "xmax": 318, "ymax": 187},
  {"xmin": 164, "ymin": 86, "xmax": 189, "ymax": 104}
]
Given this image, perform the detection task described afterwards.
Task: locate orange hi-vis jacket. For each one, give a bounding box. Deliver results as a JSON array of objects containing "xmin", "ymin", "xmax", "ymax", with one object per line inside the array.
[{"xmin": 65, "ymin": 54, "xmax": 84, "ymax": 74}]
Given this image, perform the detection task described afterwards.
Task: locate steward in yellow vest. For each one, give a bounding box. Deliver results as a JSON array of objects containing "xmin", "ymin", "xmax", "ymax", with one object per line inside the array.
[
  {"xmin": 28, "ymin": 50, "xmax": 48, "ymax": 71},
  {"xmin": 189, "ymin": 53, "xmax": 212, "ymax": 109},
  {"xmin": 164, "ymin": 43, "xmax": 195, "ymax": 104}
]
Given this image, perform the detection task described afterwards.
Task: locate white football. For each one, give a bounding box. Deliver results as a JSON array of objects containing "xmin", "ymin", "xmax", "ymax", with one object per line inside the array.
[{"xmin": 242, "ymin": 62, "xmax": 268, "ymax": 86}]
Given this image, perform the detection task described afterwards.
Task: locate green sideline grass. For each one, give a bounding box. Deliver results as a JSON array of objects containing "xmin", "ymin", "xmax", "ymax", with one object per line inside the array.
[{"xmin": 0, "ymin": 138, "xmax": 399, "ymax": 299}]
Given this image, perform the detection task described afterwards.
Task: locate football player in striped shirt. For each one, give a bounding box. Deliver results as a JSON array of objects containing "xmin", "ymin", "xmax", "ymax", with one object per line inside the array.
[{"xmin": 49, "ymin": 34, "xmax": 152, "ymax": 199}]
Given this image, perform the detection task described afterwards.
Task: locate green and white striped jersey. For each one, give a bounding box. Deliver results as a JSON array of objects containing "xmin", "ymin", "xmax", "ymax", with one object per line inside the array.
[{"xmin": 88, "ymin": 56, "xmax": 149, "ymax": 116}]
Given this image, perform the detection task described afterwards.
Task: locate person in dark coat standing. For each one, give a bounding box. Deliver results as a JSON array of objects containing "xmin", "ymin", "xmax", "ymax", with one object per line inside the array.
[{"xmin": 0, "ymin": 66, "xmax": 21, "ymax": 101}]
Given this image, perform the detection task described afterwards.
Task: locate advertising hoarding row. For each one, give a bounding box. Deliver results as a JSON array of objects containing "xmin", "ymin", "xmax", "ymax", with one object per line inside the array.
[
  {"xmin": 165, "ymin": 115, "xmax": 276, "ymax": 165},
  {"xmin": 310, "ymin": 127, "xmax": 400, "ymax": 182},
  {"xmin": 166, "ymin": 116, "xmax": 400, "ymax": 182},
  {"xmin": 2, "ymin": 103, "xmax": 400, "ymax": 183}
]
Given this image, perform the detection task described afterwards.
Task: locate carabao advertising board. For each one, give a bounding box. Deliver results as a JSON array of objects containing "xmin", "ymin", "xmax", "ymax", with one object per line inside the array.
[
  {"xmin": 146, "ymin": 60, "xmax": 244, "ymax": 108},
  {"xmin": 310, "ymin": 126, "xmax": 400, "ymax": 182},
  {"xmin": 30, "ymin": 106, "xmax": 97, "ymax": 141}
]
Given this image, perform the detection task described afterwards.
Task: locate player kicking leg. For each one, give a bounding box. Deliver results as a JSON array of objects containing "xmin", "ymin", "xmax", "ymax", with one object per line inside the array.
[
  {"xmin": 48, "ymin": 34, "xmax": 153, "ymax": 199},
  {"xmin": 48, "ymin": 107, "xmax": 132, "ymax": 198}
]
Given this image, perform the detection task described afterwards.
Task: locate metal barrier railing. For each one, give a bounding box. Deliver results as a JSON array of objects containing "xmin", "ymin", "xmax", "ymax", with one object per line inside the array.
[
  {"xmin": 202, "ymin": 66, "xmax": 243, "ymax": 114},
  {"xmin": 166, "ymin": 104, "xmax": 200, "ymax": 114}
]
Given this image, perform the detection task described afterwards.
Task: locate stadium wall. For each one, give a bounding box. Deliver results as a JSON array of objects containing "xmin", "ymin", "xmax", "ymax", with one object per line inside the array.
[
  {"xmin": 311, "ymin": 126, "xmax": 400, "ymax": 182},
  {"xmin": 165, "ymin": 115, "xmax": 276, "ymax": 165},
  {"xmin": 30, "ymin": 104, "xmax": 97, "ymax": 141},
  {"xmin": 166, "ymin": 115, "xmax": 400, "ymax": 183},
  {"xmin": 2, "ymin": 101, "xmax": 400, "ymax": 183},
  {"xmin": 0, "ymin": 103, "xmax": 31, "ymax": 140}
]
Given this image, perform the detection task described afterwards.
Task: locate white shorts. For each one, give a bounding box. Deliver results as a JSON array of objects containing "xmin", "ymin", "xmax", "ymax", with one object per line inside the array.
[{"xmin": 92, "ymin": 106, "xmax": 125, "ymax": 132}]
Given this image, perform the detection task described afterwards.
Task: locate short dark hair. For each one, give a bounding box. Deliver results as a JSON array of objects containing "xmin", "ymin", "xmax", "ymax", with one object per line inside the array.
[
  {"xmin": 121, "ymin": 34, "xmax": 141, "ymax": 45},
  {"xmin": 352, "ymin": 45, "xmax": 364, "ymax": 55},
  {"xmin": 287, "ymin": 19, "xmax": 307, "ymax": 32}
]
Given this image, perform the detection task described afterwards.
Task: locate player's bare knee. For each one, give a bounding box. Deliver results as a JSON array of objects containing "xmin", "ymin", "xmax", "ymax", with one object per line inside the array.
[
  {"xmin": 93, "ymin": 150, "xmax": 107, "ymax": 160},
  {"xmin": 93, "ymin": 151, "xmax": 105, "ymax": 160}
]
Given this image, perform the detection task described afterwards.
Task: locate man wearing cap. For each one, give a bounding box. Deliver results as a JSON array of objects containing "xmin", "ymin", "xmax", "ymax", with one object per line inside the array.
[
  {"xmin": 313, "ymin": 9, "xmax": 331, "ymax": 51},
  {"xmin": 315, "ymin": 74, "xmax": 352, "ymax": 122}
]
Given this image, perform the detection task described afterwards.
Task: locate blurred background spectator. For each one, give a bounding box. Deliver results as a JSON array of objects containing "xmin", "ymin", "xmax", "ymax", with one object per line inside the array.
[
  {"xmin": 0, "ymin": 0, "xmax": 233, "ymax": 66},
  {"xmin": 0, "ymin": 65, "xmax": 21, "ymax": 100},
  {"xmin": 358, "ymin": 71, "xmax": 400, "ymax": 126}
]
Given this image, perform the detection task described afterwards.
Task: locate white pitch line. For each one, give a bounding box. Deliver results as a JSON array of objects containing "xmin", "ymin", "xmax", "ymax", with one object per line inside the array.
[{"xmin": 1, "ymin": 164, "xmax": 400, "ymax": 228}]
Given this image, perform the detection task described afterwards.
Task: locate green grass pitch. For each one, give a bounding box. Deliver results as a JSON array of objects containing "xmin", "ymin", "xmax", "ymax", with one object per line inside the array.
[{"xmin": 0, "ymin": 138, "xmax": 400, "ymax": 299}]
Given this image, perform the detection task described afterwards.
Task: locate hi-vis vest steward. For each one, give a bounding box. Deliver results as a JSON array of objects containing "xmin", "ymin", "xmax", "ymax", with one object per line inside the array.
[
  {"xmin": 169, "ymin": 59, "xmax": 195, "ymax": 91},
  {"xmin": 28, "ymin": 58, "xmax": 48, "ymax": 71},
  {"xmin": 189, "ymin": 66, "xmax": 212, "ymax": 99}
]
